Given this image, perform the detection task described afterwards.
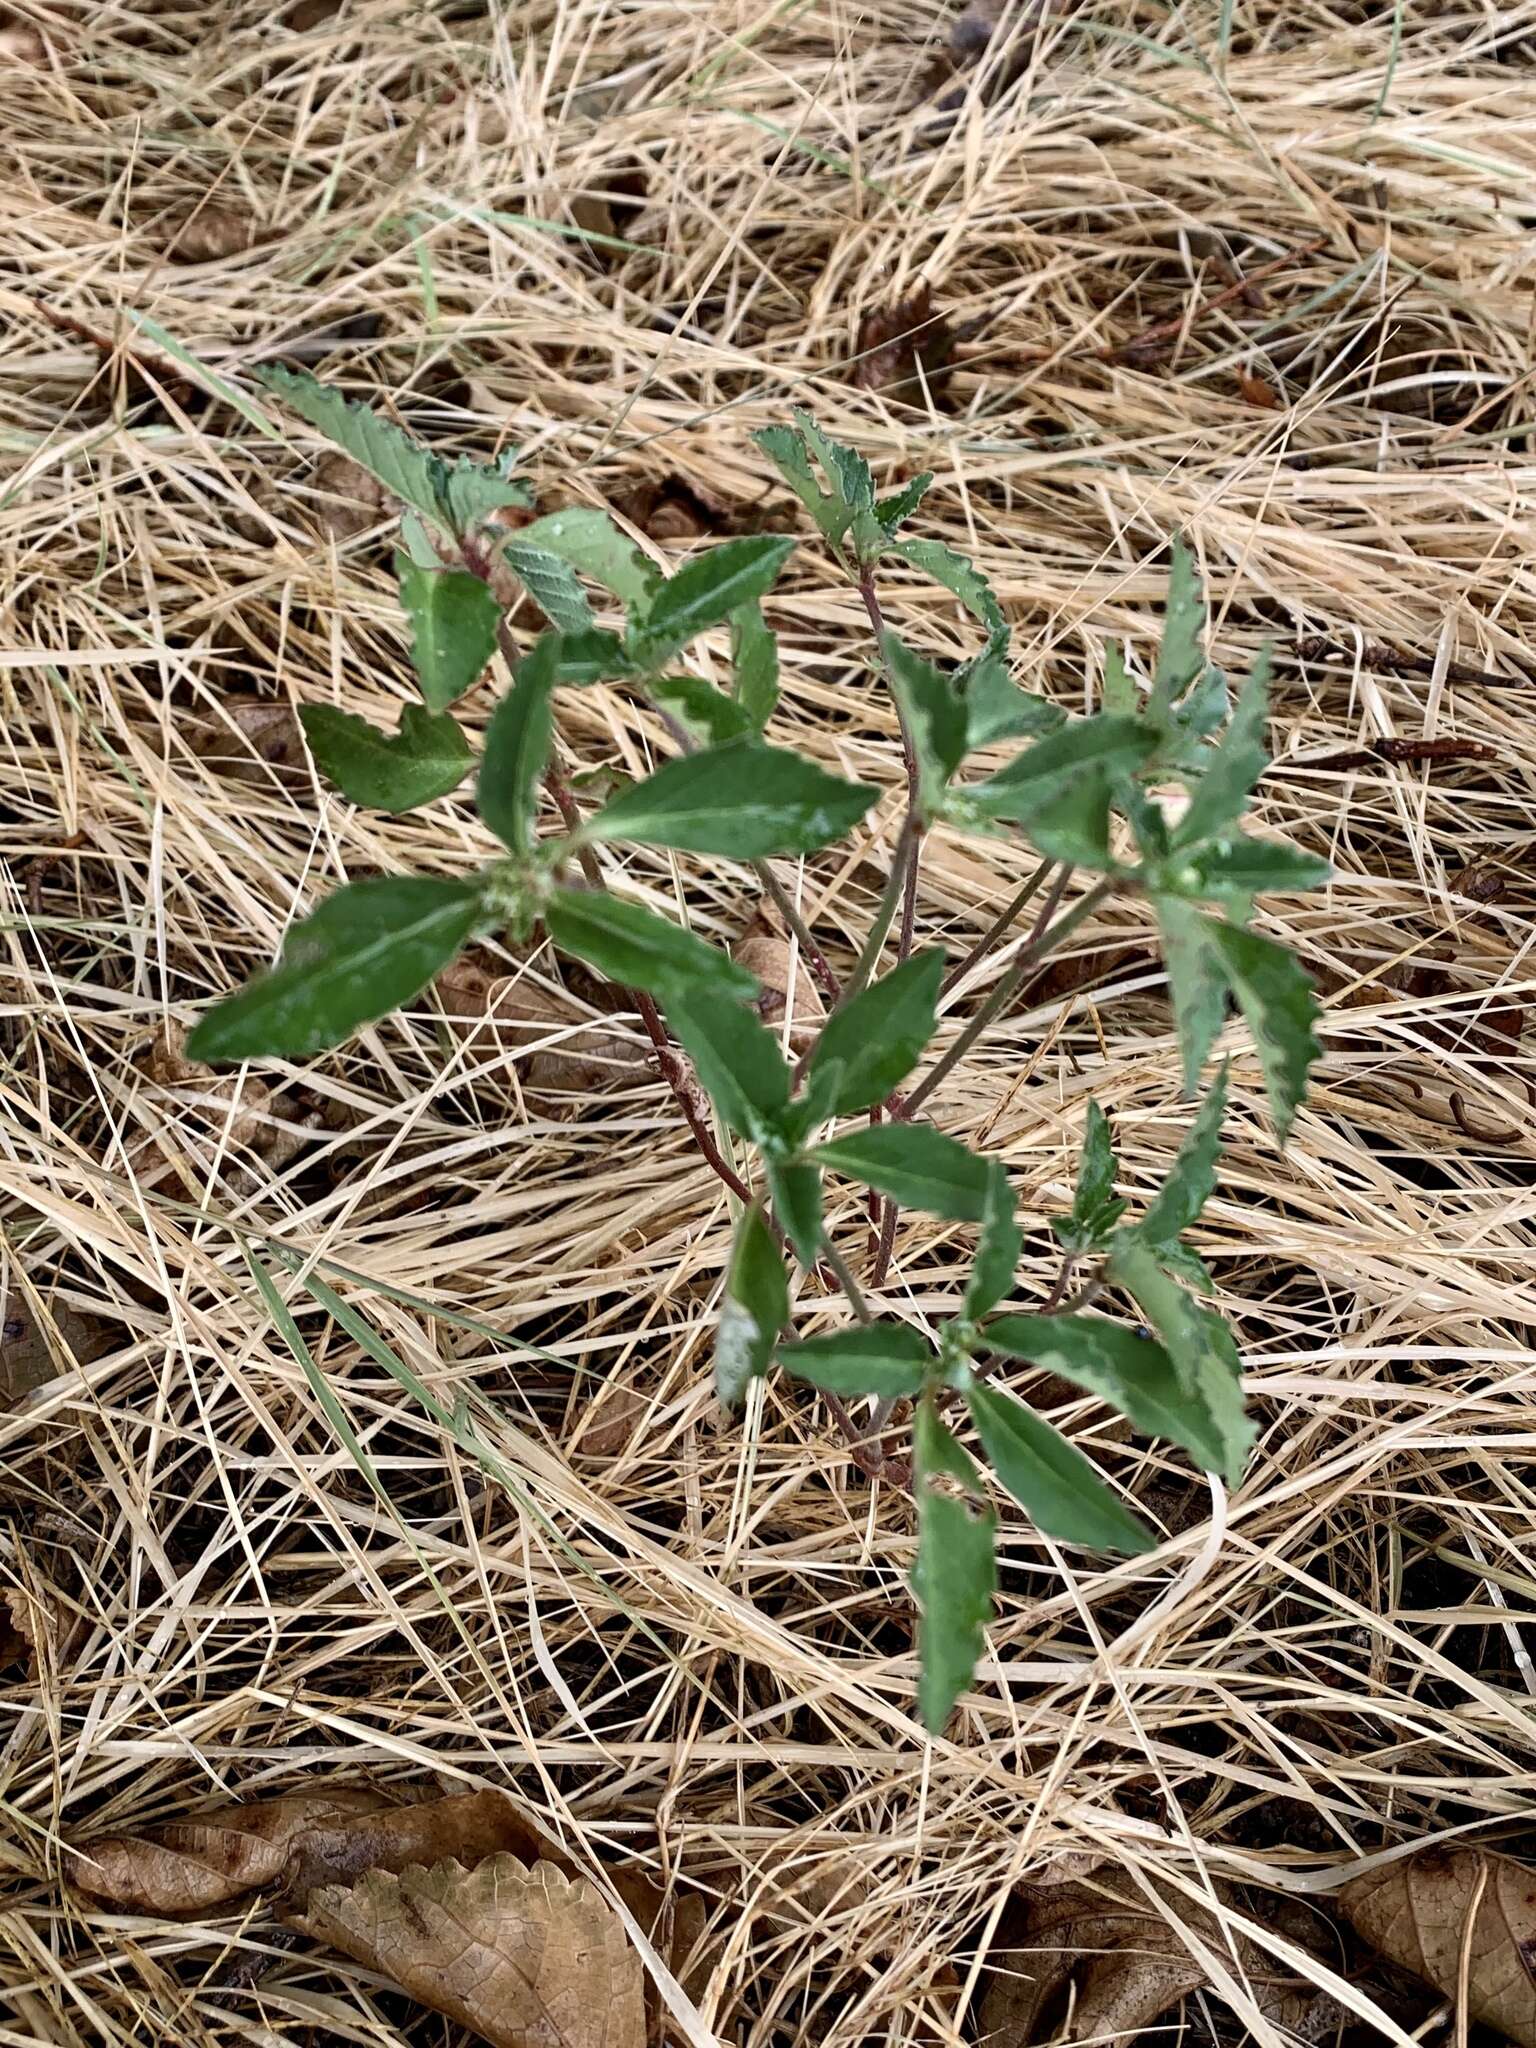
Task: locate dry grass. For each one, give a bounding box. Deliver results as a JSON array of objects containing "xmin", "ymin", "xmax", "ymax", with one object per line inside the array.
[{"xmin": 3, "ymin": 0, "xmax": 1536, "ymax": 2042}]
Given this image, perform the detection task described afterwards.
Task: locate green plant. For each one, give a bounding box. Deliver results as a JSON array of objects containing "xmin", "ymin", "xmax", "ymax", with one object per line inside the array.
[{"xmin": 188, "ymin": 373, "xmax": 1326, "ymax": 1732}]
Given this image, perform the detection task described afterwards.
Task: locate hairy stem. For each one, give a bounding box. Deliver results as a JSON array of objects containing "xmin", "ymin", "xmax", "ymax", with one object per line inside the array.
[
  {"xmin": 753, "ymin": 859, "xmax": 841, "ymax": 1002},
  {"xmin": 820, "ymin": 1236, "xmax": 874, "ymax": 1324},
  {"xmin": 857, "ymin": 571, "xmax": 922, "ymax": 966},
  {"xmin": 905, "ymin": 875, "xmax": 1116, "ymax": 1116},
  {"xmin": 942, "ymin": 856, "xmax": 1054, "ymax": 998},
  {"xmin": 494, "ymin": 619, "xmax": 755, "ymax": 1206}
]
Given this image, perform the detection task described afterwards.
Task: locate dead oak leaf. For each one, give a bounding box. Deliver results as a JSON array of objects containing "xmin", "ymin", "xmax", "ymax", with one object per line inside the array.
[
  {"xmin": 291, "ymin": 1852, "xmax": 646, "ymax": 2048},
  {"xmin": 1340, "ymin": 1848, "xmax": 1536, "ymax": 2048},
  {"xmin": 67, "ymin": 1788, "xmax": 387, "ymax": 1915},
  {"xmin": 981, "ymin": 1868, "xmax": 1337, "ymax": 2045},
  {"xmin": 286, "ymin": 1788, "xmax": 568, "ymax": 1898}
]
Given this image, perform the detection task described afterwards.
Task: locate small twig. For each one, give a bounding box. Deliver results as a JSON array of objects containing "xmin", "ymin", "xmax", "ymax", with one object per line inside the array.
[
  {"xmin": 905, "ymin": 875, "xmax": 1113, "ymax": 1117},
  {"xmin": 820, "ymin": 1238, "xmax": 874, "ymax": 1324},
  {"xmin": 1299, "ymin": 737, "xmax": 1499, "ymax": 773},
  {"xmin": 1290, "ymin": 636, "xmax": 1536, "ymax": 691},
  {"xmin": 941, "ymin": 856, "xmax": 1055, "ymax": 998},
  {"xmin": 1039, "ymin": 1251, "xmax": 1078, "ymax": 1315},
  {"xmin": 31, "ymin": 297, "xmax": 193, "ymax": 397},
  {"xmin": 1101, "ymin": 236, "xmax": 1330, "ymax": 366}
]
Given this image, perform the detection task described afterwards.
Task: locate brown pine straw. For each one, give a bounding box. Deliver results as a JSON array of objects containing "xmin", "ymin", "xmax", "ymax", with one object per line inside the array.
[{"xmin": 3, "ymin": 0, "xmax": 1536, "ymax": 2041}]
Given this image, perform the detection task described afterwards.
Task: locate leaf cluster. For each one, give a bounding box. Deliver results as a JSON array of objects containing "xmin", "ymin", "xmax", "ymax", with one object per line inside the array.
[{"xmin": 188, "ymin": 382, "xmax": 1329, "ymax": 1734}]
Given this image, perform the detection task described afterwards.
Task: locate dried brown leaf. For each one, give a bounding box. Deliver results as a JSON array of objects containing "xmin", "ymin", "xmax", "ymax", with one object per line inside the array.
[
  {"xmin": 1238, "ymin": 371, "xmax": 1281, "ymax": 408},
  {"xmin": 981, "ymin": 1868, "xmax": 1337, "ymax": 2045},
  {"xmin": 286, "ymin": 1788, "xmax": 571, "ymax": 1898},
  {"xmin": 611, "ymin": 475, "xmax": 721, "ymax": 544},
  {"xmin": 1, "ymin": 1289, "xmax": 114, "ymax": 1409},
  {"xmin": 292, "ymin": 1852, "xmax": 646, "ymax": 2048},
  {"xmin": 733, "ymin": 910, "xmax": 826, "ymax": 1053},
  {"xmin": 574, "ymin": 1385, "xmax": 650, "ymax": 1460},
  {"xmin": 67, "ymin": 1788, "xmax": 387, "ymax": 1914},
  {"xmin": 0, "ymin": 18, "xmax": 47, "ymax": 63},
  {"xmin": 200, "ymin": 695, "xmax": 306, "ymax": 781},
  {"xmin": 1341, "ymin": 1848, "xmax": 1536, "ymax": 2048},
  {"xmin": 309, "ymin": 450, "xmax": 393, "ymax": 541},
  {"xmin": 436, "ymin": 958, "xmax": 645, "ymax": 1096},
  {"xmin": 851, "ymin": 285, "xmax": 956, "ymax": 402},
  {"xmin": 0, "ymin": 1584, "xmax": 52, "ymax": 1675},
  {"xmin": 130, "ymin": 1024, "xmax": 314, "ymax": 1193},
  {"xmin": 163, "ymin": 205, "xmax": 265, "ymax": 264}
]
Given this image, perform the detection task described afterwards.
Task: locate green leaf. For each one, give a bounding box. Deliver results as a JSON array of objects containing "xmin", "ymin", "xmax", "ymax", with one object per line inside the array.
[
  {"xmin": 1158, "ymin": 1240, "xmax": 1216, "ymax": 1293},
  {"xmin": 299, "ymin": 701, "xmax": 472, "ymax": 814},
  {"xmin": 1154, "ymin": 892, "xmax": 1230, "ymax": 1093},
  {"xmin": 965, "ymin": 1162, "xmax": 1022, "ymax": 1319},
  {"xmin": 586, "ymin": 737, "xmax": 878, "ymax": 859},
  {"xmin": 966, "ymin": 715, "xmax": 1155, "ymax": 824},
  {"xmin": 495, "ymin": 506, "xmax": 659, "ymax": 631},
  {"xmin": 1053, "ymin": 1101, "xmax": 1127, "ymax": 1253},
  {"xmin": 396, "ymin": 557, "xmax": 502, "ymax": 711},
  {"xmin": 963, "ymin": 657, "xmax": 1064, "ymax": 749},
  {"xmin": 984, "ymin": 1312, "xmax": 1229, "ymax": 1476},
  {"xmin": 512, "ymin": 507, "xmax": 660, "ymax": 609},
  {"xmin": 185, "ymin": 875, "xmax": 482, "ymax": 1062},
  {"xmin": 545, "ymin": 888, "xmax": 757, "ymax": 1002},
  {"xmin": 1166, "ymin": 837, "xmax": 1332, "ymax": 906},
  {"xmin": 766, "ymin": 1157, "xmax": 823, "ymax": 1267},
  {"xmin": 478, "ymin": 632, "xmax": 560, "ymax": 852},
  {"xmin": 1019, "ymin": 768, "xmax": 1114, "ymax": 867},
  {"xmin": 717, "ymin": 1203, "xmax": 789, "ymax": 1408},
  {"xmin": 438, "ymin": 455, "xmax": 534, "ymax": 536},
  {"xmin": 780, "ymin": 1322, "xmax": 933, "ymax": 1398},
  {"xmin": 874, "ymin": 472, "xmax": 934, "ymax": 532},
  {"xmin": 731, "ymin": 601, "xmax": 780, "ymax": 727},
  {"xmin": 912, "ymin": 1399, "xmax": 996, "ymax": 1732},
  {"xmin": 1206, "ymin": 921, "xmax": 1321, "ymax": 1142},
  {"xmin": 552, "ymin": 628, "xmax": 631, "ymax": 686},
  {"xmin": 966, "ymin": 1378, "xmax": 1155, "ymax": 1553},
  {"xmin": 666, "ymin": 990, "xmax": 791, "ymax": 1144},
  {"xmin": 891, "ymin": 539, "xmax": 1007, "ymax": 661},
  {"xmin": 1102, "ymin": 642, "xmax": 1137, "ymax": 717},
  {"xmin": 805, "ymin": 950, "xmax": 945, "ymax": 1116},
  {"xmin": 1173, "ymin": 662, "xmax": 1229, "ymax": 741},
  {"xmin": 630, "ymin": 536, "xmax": 796, "ymax": 666},
  {"xmin": 1173, "ymin": 650, "xmax": 1270, "ymax": 846},
  {"xmin": 648, "ymin": 673, "xmax": 753, "ymax": 746},
  {"xmin": 1152, "ymin": 535, "xmax": 1208, "ymax": 715},
  {"xmin": 752, "ymin": 423, "xmax": 850, "ymax": 546},
  {"xmin": 498, "ymin": 540, "xmax": 594, "ymax": 633},
  {"xmin": 1075, "ymin": 1100, "xmax": 1118, "ymax": 1220},
  {"xmin": 881, "ymin": 632, "xmax": 967, "ymax": 815},
  {"xmin": 813, "ymin": 1122, "xmax": 993, "ymax": 1221},
  {"xmin": 794, "ymin": 409, "xmax": 874, "ymax": 510},
  {"xmin": 1107, "ymin": 1237, "xmax": 1253, "ymax": 1483},
  {"xmin": 260, "ymin": 366, "xmax": 528, "ymax": 536},
  {"xmin": 1140, "ymin": 1062, "xmax": 1229, "ymax": 1246}
]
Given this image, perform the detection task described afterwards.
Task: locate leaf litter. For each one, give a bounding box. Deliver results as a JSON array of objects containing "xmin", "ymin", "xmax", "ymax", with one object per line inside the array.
[{"xmin": 68, "ymin": 1787, "xmax": 702, "ymax": 2046}]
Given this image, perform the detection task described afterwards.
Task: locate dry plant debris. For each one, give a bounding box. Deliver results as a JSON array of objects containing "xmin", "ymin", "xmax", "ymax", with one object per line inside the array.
[
  {"xmin": 1340, "ymin": 1849, "xmax": 1536, "ymax": 2048},
  {"xmin": 293, "ymin": 1854, "xmax": 647, "ymax": 2048},
  {"xmin": 981, "ymin": 1866, "xmax": 1339, "ymax": 2043},
  {"xmin": 70, "ymin": 1787, "xmax": 693, "ymax": 2044},
  {"xmin": 4, "ymin": 0, "xmax": 1536, "ymax": 2040}
]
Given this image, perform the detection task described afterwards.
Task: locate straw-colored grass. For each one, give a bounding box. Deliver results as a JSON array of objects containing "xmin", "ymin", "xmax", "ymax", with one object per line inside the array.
[{"xmin": 3, "ymin": 0, "xmax": 1536, "ymax": 2041}]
